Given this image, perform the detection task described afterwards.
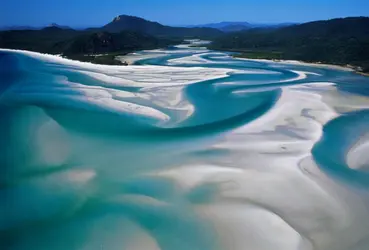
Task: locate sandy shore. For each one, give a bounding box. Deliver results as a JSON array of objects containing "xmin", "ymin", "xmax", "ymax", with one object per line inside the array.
[
  {"xmin": 119, "ymin": 48, "xmax": 368, "ymax": 77},
  {"xmin": 115, "ymin": 53, "xmax": 165, "ymax": 65},
  {"xmin": 234, "ymin": 56, "xmax": 353, "ymax": 71},
  {"xmin": 233, "ymin": 55, "xmax": 369, "ymax": 76}
]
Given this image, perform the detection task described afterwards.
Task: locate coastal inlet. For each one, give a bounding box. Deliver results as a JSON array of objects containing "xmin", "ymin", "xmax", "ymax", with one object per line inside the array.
[{"xmin": 1, "ymin": 41, "xmax": 369, "ymax": 250}]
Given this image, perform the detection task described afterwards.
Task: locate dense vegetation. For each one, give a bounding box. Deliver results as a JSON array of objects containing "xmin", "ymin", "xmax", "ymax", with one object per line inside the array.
[
  {"xmin": 0, "ymin": 26, "xmax": 180, "ymax": 65},
  {"xmin": 59, "ymin": 31, "xmax": 179, "ymax": 55},
  {"xmin": 0, "ymin": 15, "xmax": 222, "ymax": 65},
  {"xmin": 209, "ymin": 17, "xmax": 369, "ymax": 73},
  {"xmin": 0, "ymin": 27, "xmax": 80, "ymax": 53}
]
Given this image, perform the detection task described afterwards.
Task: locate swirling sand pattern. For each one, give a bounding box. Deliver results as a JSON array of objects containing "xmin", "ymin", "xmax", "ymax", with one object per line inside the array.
[{"xmin": 1, "ymin": 42, "xmax": 369, "ymax": 250}]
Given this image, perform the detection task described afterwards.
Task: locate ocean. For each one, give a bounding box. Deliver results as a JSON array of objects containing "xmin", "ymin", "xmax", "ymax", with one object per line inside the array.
[{"xmin": 1, "ymin": 42, "xmax": 369, "ymax": 250}]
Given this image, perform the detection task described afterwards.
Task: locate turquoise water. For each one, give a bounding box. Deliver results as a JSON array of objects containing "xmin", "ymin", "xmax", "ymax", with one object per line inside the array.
[{"xmin": 1, "ymin": 45, "xmax": 369, "ymax": 250}]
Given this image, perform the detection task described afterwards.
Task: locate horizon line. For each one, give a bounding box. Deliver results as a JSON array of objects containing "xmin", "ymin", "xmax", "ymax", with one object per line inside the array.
[{"xmin": 1, "ymin": 15, "xmax": 368, "ymax": 29}]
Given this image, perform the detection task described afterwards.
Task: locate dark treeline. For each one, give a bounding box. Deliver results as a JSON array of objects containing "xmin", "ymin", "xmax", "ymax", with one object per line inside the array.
[
  {"xmin": 209, "ymin": 17, "xmax": 369, "ymax": 73},
  {"xmin": 0, "ymin": 27, "xmax": 182, "ymax": 65}
]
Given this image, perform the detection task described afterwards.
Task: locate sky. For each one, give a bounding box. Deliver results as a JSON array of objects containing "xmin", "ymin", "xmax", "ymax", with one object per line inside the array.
[{"xmin": 1, "ymin": 0, "xmax": 369, "ymax": 28}]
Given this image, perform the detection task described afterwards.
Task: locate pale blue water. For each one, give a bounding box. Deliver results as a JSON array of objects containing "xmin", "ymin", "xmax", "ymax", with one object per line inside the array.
[{"xmin": 1, "ymin": 45, "xmax": 369, "ymax": 250}]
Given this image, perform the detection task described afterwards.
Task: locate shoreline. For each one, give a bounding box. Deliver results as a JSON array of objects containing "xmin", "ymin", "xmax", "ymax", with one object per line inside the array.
[
  {"xmin": 119, "ymin": 46, "xmax": 369, "ymax": 77},
  {"xmin": 232, "ymin": 54, "xmax": 369, "ymax": 76},
  {"xmin": 116, "ymin": 53, "xmax": 162, "ymax": 65},
  {"xmin": 3, "ymin": 46, "xmax": 368, "ymax": 77}
]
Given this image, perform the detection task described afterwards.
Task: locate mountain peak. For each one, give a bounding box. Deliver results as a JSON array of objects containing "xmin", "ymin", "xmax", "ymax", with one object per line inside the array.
[
  {"xmin": 112, "ymin": 15, "xmax": 143, "ymax": 22},
  {"xmin": 47, "ymin": 23, "xmax": 71, "ymax": 30},
  {"xmin": 102, "ymin": 14, "xmax": 223, "ymax": 38},
  {"xmin": 113, "ymin": 16, "xmax": 122, "ymax": 22}
]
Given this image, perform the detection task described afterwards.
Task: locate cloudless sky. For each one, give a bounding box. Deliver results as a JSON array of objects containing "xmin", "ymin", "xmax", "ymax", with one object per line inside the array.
[{"xmin": 1, "ymin": 0, "xmax": 368, "ymax": 28}]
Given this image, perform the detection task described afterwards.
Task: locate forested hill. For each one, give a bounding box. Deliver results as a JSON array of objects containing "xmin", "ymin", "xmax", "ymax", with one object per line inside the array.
[
  {"xmin": 0, "ymin": 15, "xmax": 222, "ymax": 65},
  {"xmin": 102, "ymin": 15, "xmax": 223, "ymax": 38},
  {"xmin": 0, "ymin": 27, "xmax": 179, "ymax": 64},
  {"xmin": 209, "ymin": 17, "xmax": 369, "ymax": 73}
]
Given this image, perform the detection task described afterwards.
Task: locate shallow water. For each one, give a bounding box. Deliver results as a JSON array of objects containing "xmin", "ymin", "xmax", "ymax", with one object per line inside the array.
[{"xmin": 1, "ymin": 43, "xmax": 369, "ymax": 250}]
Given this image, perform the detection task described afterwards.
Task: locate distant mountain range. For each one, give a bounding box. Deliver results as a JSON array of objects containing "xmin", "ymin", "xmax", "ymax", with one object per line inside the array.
[
  {"xmin": 1, "ymin": 19, "xmax": 297, "ymax": 33},
  {"xmin": 0, "ymin": 16, "xmax": 223, "ymax": 38},
  {"xmin": 187, "ymin": 21, "xmax": 251, "ymax": 31},
  {"xmin": 0, "ymin": 26, "xmax": 40, "ymax": 31},
  {"xmin": 48, "ymin": 23, "xmax": 73, "ymax": 30},
  {"xmin": 186, "ymin": 22, "xmax": 297, "ymax": 32},
  {"xmin": 0, "ymin": 23, "xmax": 72, "ymax": 31}
]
